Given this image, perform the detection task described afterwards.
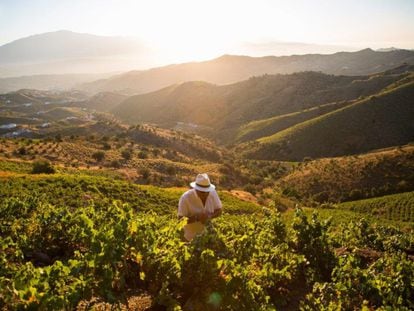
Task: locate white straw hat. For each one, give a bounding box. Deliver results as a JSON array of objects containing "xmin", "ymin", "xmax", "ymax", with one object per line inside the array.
[{"xmin": 190, "ymin": 173, "xmax": 215, "ymax": 192}]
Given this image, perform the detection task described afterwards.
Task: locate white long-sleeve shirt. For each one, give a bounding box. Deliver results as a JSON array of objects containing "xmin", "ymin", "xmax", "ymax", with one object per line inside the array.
[
  {"xmin": 178, "ymin": 189, "xmax": 222, "ymax": 218},
  {"xmin": 178, "ymin": 189, "xmax": 222, "ymax": 241}
]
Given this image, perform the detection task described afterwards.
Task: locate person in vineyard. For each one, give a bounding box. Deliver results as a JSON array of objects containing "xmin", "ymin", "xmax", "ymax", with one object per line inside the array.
[{"xmin": 178, "ymin": 173, "xmax": 222, "ymax": 241}]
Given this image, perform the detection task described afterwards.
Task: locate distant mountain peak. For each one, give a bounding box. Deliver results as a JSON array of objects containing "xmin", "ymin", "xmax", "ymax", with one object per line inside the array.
[
  {"xmin": 376, "ymin": 47, "xmax": 402, "ymax": 52},
  {"xmin": 0, "ymin": 30, "xmax": 152, "ymax": 77},
  {"xmin": 357, "ymin": 48, "xmax": 375, "ymax": 53},
  {"xmin": 213, "ymin": 54, "xmax": 251, "ymax": 61}
]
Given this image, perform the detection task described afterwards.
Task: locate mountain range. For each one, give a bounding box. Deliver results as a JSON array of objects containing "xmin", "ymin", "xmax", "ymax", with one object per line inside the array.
[
  {"xmin": 0, "ymin": 30, "xmax": 152, "ymax": 78},
  {"xmin": 80, "ymin": 48, "xmax": 414, "ymax": 95},
  {"xmin": 1, "ymin": 31, "xmax": 414, "ymax": 95},
  {"xmin": 1, "ymin": 31, "xmax": 413, "ymax": 163},
  {"xmin": 111, "ymin": 65, "xmax": 414, "ymax": 147}
]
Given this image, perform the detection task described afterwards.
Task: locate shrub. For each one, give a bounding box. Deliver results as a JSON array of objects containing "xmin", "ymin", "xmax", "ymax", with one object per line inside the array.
[
  {"xmin": 121, "ymin": 149, "xmax": 132, "ymax": 161},
  {"xmin": 31, "ymin": 160, "xmax": 55, "ymax": 174},
  {"xmin": 17, "ymin": 146, "xmax": 27, "ymax": 155},
  {"xmin": 140, "ymin": 168, "xmax": 151, "ymax": 180},
  {"xmin": 92, "ymin": 151, "xmax": 105, "ymax": 162},
  {"xmin": 244, "ymin": 183, "xmax": 257, "ymax": 195},
  {"xmin": 166, "ymin": 165, "xmax": 176, "ymax": 175},
  {"xmin": 138, "ymin": 151, "xmax": 148, "ymax": 159},
  {"xmin": 110, "ymin": 160, "xmax": 121, "ymax": 168},
  {"xmin": 102, "ymin": 142, "xmax": 111, "ymax": 150},
  {"xmin": 349, "ymin": 189, "xmax": 363, "ymax": 201}
]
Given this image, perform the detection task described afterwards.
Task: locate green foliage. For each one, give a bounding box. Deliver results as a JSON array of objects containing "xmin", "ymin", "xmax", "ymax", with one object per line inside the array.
[
  {"xmin": 339, "ymin": 191, "xmax": 414, "ymax": 222},
  {"xmin": 292, "ymin": 209, "xmax": 336, "ymax": 282},
  {"xmin": 1, "ymin": 199, "xmax": 413, "ymax": 310},
  {"xmin": 302, "ymin": 252, "xmax": 414, "ymax": 310},
  {"xmin": 1, "ymin": 163, "xmax": 414, "ymax": 309},
  {"xmin": 0, "ymin": 198, "xmax": 305, "ymax": 310},
  {"xmin": 0, "ymin": 159, "xmax": 33, "ymax": 173},
  {"xmin": 31, "ymin": 160, "xmax": 55, "ymax": 174},
  {"xmin": 0, "ymin": 174, "xmax": 176, "ymax": 215}
]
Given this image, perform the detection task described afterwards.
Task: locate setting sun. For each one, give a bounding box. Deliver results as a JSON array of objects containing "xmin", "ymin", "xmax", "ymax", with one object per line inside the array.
[{"xmin": 1, "ymin": 0, "xmax": 414, "ymax": 65}]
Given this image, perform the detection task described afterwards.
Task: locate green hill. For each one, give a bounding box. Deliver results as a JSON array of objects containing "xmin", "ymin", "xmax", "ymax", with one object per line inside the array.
[
  {"xmin": 243, "ymin": 79, "xmax": 414, "ymax": 160},
  {"xmin": 236, "ymin": 100, "xmax": 352, "ymax": 143},
  {"xmin": 113, "ymin": 70, "xmax": 406, "ymax": 144},
  {"xmin": 337, "ymin": 191, "xmax": 414, "ymax": 222}
]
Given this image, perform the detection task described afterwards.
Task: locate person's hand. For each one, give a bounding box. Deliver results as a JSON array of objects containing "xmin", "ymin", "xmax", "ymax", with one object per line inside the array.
[{"xmin": 198, "ymin": 212, "xmax": 209, "ymax": 224}]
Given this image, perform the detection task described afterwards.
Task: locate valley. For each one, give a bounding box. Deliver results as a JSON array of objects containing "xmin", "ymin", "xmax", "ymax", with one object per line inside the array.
[{"xmin": 1, "ymin": 45, "xmax": 414, "ymax": 310}]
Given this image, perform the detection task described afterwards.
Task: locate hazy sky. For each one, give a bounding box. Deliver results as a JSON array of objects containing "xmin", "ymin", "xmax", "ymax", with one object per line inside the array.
[{"xmin": 1, "ymin": 0, "xmax": 413, "ymax": 61}]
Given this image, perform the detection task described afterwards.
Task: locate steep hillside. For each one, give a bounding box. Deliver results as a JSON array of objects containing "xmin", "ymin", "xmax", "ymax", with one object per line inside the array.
[
  {"xmin": 113, "ymin": 81, "xmax": 224, "ymax": 129},
  {"xmin": 276, "ymin": 145, "xmax": 414, "ymax": 203},
  {"xmin": 243, "ymin": 79, "xmax": 414, "ymax": 160},
  {"xmin": 236, "ymin": 101, "xmax": 352, "ymax": 143},
  {"xmin": 80, "ymin": 49, "xmax": 414, "ymax": 94},
  {"xmin": 113, "ymin": 70, "xmax": 406, "ymax": 143}
]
